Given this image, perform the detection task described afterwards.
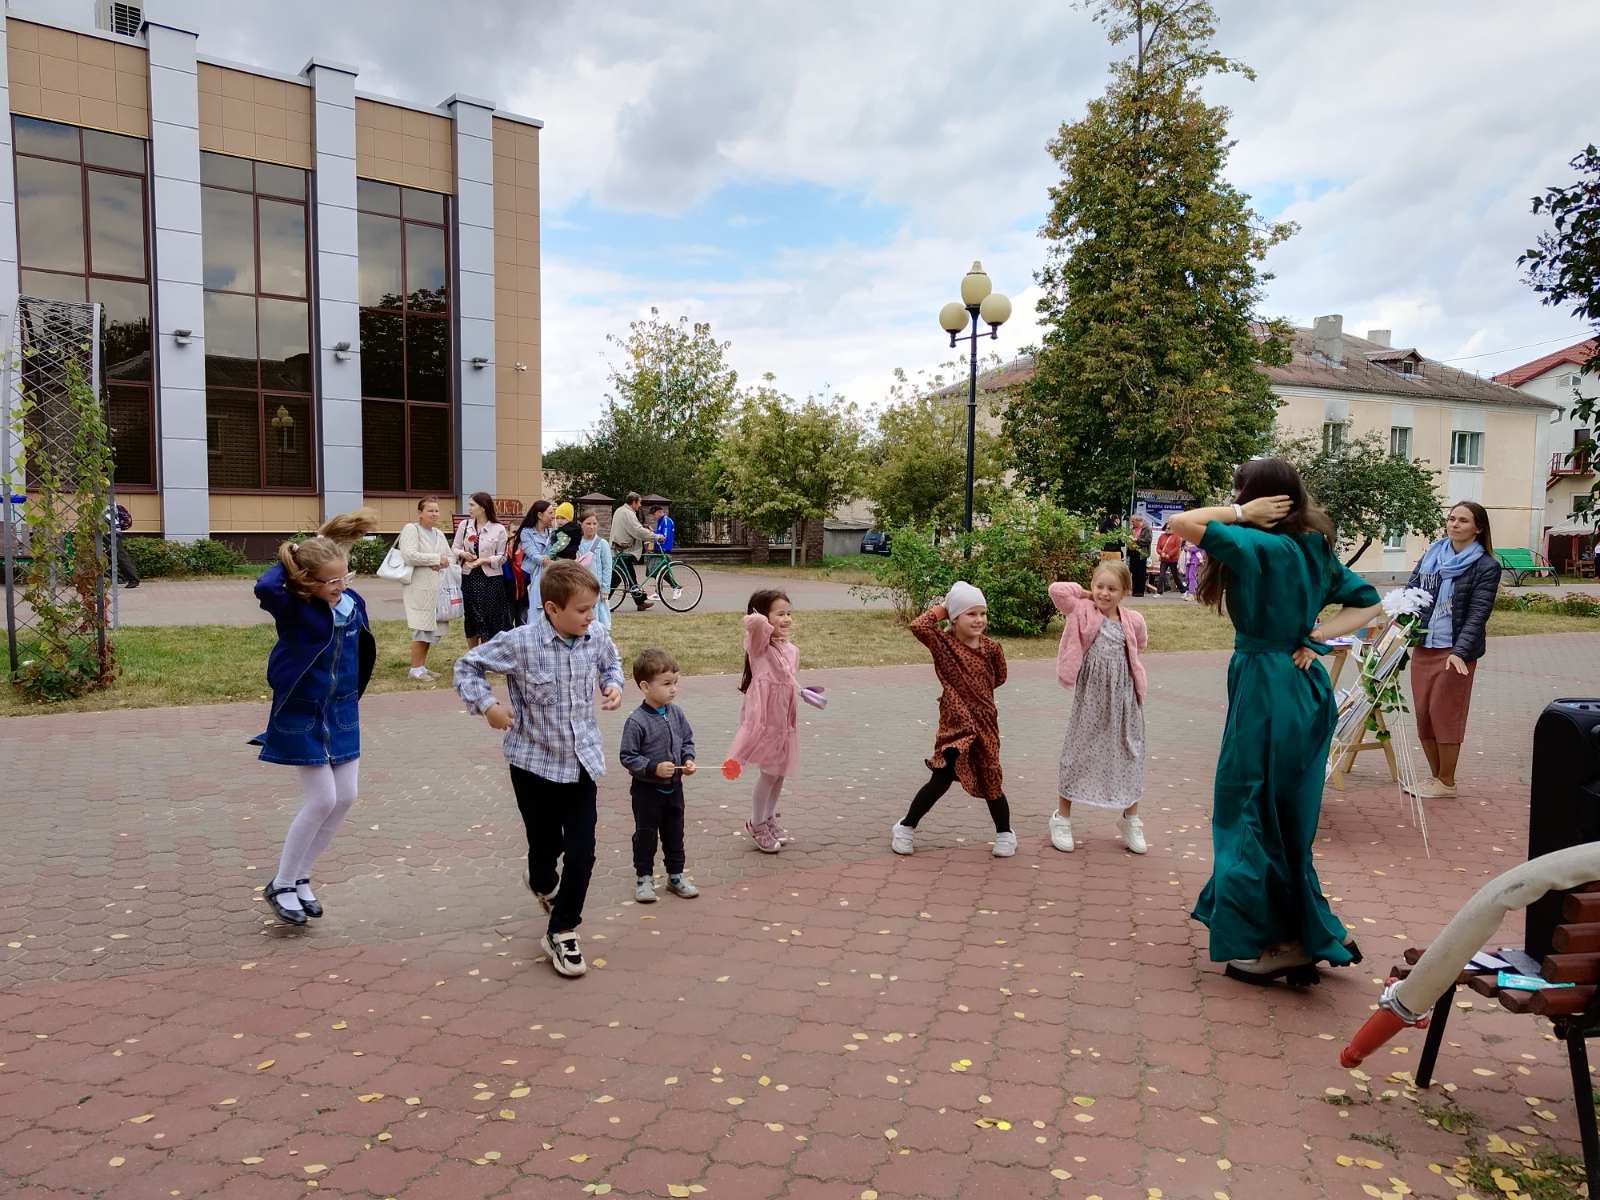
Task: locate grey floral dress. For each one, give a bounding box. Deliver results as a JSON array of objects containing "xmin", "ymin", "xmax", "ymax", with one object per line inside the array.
[{"xmin": 1057, "ymin": 616, "xmax": 1145, "ymax": 809}]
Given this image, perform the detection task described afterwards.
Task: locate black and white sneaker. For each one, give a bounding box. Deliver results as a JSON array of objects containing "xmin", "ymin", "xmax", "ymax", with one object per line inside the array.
[
  {"xmin": 522, "ymin": 866, "xmax": 555, "ymax": 914},
  {"xmin": 541, "ymin": 930, "xmax": 587, "ymax": 977}
]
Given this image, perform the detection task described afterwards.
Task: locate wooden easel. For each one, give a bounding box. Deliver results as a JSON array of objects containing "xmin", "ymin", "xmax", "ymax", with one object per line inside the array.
[{"xmin": 1325, "ymin": 642, "xmax": 1399, "ymax": 791}]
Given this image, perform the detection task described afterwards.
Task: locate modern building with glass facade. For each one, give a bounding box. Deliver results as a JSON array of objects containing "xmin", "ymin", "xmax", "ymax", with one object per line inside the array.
[{"xmin": 0, "ymin": 3, "xmax": 542, "ymax": 547}]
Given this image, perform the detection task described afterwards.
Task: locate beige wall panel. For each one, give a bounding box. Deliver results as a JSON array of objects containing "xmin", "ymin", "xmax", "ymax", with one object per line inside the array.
[
  {"xmin": 8, "ymin": 19, "xmax": 149, "ymax": 137},
  {"xmin": 123, "ymin": 493, "xmax": 163, "ymax": 533},
  {"xmin": 354, "ymin": 97, "xmax": 455, "ymax": 192},
  {"xmin": 196, "ymin": 62, "xmax": 312, "ymax": 168},
  {"xmin": 491, "ymin": 117, "xmax": 541, "ymax": 502}
]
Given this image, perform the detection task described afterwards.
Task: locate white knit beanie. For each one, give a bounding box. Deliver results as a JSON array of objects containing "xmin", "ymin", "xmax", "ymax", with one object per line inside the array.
[{"xmin": 944, "ymin": 580, "xmax": 986, "ymax": 620}]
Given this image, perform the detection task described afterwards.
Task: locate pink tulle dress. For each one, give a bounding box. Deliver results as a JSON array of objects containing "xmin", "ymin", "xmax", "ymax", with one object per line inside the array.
[{"xmin": 724, "ymin": 612, "xmax": 801, "ymax": 777}]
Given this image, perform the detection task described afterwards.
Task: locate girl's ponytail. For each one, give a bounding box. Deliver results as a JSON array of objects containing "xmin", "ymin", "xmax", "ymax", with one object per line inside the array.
[{"xmin": 277, "ymin": 507, "xmax": 379, "ymax": 599}]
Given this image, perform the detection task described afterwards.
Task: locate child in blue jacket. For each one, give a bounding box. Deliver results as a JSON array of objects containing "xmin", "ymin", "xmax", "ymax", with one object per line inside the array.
[{"xmin": 251, "ymin": 508, "xmax": 379, "ymax": 926}]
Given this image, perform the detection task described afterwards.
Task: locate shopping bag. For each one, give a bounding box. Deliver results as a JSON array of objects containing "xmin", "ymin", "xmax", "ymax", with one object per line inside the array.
[{"xmin": 436, "ymin": 564, "xmax": 463, "ymax": 621}]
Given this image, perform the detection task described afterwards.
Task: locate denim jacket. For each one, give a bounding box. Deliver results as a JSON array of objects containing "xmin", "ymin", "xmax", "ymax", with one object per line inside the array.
[{"xmin": 249, "ymin": 563, "xmax": 376, "ymax": 765}]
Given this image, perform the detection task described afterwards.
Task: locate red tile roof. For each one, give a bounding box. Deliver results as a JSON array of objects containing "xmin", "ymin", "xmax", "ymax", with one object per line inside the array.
[{"xmin": 1492, "ymin": 338, "xmax": 1596, "ymax": 389}]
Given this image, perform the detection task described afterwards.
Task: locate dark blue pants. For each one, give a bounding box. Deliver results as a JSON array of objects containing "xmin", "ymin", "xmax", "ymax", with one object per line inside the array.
[
  {"xmin": 510, "ymin": 765, "xmax": 596, "ymax": 935},
  {"xmin": 631, "ymin": 778, "xmax": 685, "ymax": 876}
]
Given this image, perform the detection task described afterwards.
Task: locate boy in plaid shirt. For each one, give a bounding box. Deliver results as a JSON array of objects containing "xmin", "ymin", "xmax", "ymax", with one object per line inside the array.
[{"xmin": 454, "ymin": 561, "xmax": 624, "ymax": 978}]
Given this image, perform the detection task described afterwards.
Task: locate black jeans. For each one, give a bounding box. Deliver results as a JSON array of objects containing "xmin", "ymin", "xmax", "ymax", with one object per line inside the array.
[
  {"xmin": 1129, "ymin": 550, "xmax": 1148, "ymax": 597},
  {"xmin": 631, "ymin": 778, "xmax": 686, "ymax": 876},
  {"xmin": 509, "ymin": 764, "xmax": 596, "ymax": 936},
  {"xmin": 612, "ymin": 550, "xmax": 649, "ymax": 607},
  {"xmin": 1158, "ymin": 560, "xmax": 1183, "ymax": 594},
  {"xmin": 902, "ymin": 749, "xmax": 1010, "ymax": 832},
  {"xmin": 107, "ymin": 536, "xmax": 138, "ymax": 586}
]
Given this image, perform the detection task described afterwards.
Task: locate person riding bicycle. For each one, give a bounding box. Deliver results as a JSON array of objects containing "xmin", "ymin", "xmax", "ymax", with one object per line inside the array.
[{"xmin": 610, "ymin": 492, "xmax": 657, "ymax": 611}]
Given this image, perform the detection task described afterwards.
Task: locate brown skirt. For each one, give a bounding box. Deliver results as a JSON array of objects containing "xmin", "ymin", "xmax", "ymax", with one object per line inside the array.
[{"xmin": 1410, "ymin": 647, "xmax": 1478, "ymax": 743}]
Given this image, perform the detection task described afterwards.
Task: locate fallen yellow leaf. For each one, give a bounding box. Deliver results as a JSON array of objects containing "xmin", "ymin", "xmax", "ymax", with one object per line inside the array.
[
  {"xmin": 303, "ymin": 1164, "xmax": 327, "ymax": 1175},
  {"xmin": 376, "ymin": 1132, "xmax": 392, "ymax": 1143},
  {"xmin": 357, "ymin": 1093, "xmax": 384, "ymax": 1103},
  {"xmin": 128, "ymin": 1114, "xmax": 154, "ymax": 1124},
  {"xmin": 255, "ymin": 1059, "xmax": 275, "ymax": 1070},
  {"xmin": 1051, "ymin": 1168, "xmax": 1072, "ymax": 1180},
  {"xmin": 108, "ymin": 1157, "xmax": 125, "ymax": 1167},
  {"xmin": 498, "ymin": 1109, "xmax": 516, "ymax": 1120},
  {"xmin": 241, "ymin": 1156, "xmax": 264, "ymax": 1164},
  {"xmin": 668, "ymin": 1187, "xmax": 692, "ymax": 1198},
  {"xmin": 569, "ymin": 1153, "xmax": 590, "ymax": 1163}
]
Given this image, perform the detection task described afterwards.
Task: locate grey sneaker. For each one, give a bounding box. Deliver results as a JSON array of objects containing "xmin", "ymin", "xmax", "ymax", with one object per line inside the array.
[
  {"xmin": 666, "ymin": 874, "xmax": 699, "ymax": 898},
  {"xmin": 890, "ymin": 823, "xmax": 915, "ymax": 855},
  {"xmin": 634, "ymin": 875, "xmax": 657, "ymax": 903},
  {"xmin": 542, "ymin": 930, "xmax": 587, "ymax": 978}
]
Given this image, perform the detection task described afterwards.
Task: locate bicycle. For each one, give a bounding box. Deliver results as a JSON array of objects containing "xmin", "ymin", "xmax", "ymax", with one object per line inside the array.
[{"xmin": 609, "ymin": 551, "xmax": 704, "ymax": 612}]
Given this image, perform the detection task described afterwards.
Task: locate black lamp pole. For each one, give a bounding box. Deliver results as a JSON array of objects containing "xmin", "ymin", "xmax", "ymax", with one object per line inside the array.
[{"xmin": 947, "ymin": 305, "xmax": 1001, "ymax": 535}]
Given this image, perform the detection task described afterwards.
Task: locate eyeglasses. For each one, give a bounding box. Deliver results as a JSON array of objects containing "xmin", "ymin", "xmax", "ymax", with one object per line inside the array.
[{"xmin": 318, "ymin": 572, "xmax": 356, "ymax": 586}]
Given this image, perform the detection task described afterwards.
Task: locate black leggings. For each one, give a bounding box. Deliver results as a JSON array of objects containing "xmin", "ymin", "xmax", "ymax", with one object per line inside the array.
[{"xmin": 902, "ymin": 749, "xmax": 1010, "ymax": 832}]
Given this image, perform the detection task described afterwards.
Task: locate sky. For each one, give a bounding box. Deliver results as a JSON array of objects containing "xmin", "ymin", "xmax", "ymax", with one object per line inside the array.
[{"xmin": 27, "ymin": 0, "xmax": 1600, "ymax": 449}]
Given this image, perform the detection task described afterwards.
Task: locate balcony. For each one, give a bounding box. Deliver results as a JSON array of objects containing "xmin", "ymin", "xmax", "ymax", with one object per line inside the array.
[{"xmin": 1552, "ymin": 450, "xmax": 1595, "ymax": 476}]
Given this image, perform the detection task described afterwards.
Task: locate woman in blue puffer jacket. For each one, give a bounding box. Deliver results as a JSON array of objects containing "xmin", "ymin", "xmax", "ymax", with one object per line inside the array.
[{"xmin": 251, "ymin": 508, "xmax": 379, "ymax": 926}]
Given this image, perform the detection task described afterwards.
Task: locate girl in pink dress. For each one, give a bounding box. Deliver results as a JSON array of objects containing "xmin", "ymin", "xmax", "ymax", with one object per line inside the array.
[{"xmin": 722, "ymin": 589, "xmax": 799, "ymax": 853}]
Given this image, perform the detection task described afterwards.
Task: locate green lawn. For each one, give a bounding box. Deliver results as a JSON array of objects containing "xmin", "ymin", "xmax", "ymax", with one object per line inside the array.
[
  {"xmin": 702, "ymin": 556, "xmax": 885, "ymax": 587},
  {"xmin": 2, "ymin": 602, "xmax": 1594, "ymax": 717}
]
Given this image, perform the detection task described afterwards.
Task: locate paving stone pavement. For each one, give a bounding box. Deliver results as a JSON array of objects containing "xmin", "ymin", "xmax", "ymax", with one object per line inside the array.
[{"xmin": 1, "ymin": 631, "xmax": 1597, "ymax": 1199}]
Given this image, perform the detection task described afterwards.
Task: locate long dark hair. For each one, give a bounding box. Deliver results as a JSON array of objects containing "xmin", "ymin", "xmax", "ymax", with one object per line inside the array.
[
  {"xmin": 1448, "ymin": 500, "xmax": 1493, "ymax": 557},
  {"xmin": 515, "ymin": 499, "xmax": 551, "ymax": 540},
  {"xmin": 470, "ymin": 491, "xmax": 497, "ymax": 524},
  {"xmin": 1196, "ymin": 457, "xmax": 1335, "ymax": 612},
  {"xmin": 739, "ymin": 589, "xmax": 790, "ymax": 693}
]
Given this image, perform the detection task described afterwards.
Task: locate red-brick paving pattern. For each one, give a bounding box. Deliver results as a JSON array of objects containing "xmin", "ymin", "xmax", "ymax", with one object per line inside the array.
[{"xmin": 1, "ymin": 632, "xmax": 1597, "ymax": 1198}]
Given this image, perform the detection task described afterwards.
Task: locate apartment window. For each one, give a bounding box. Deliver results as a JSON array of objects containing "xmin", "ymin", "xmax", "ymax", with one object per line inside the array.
[
  {"xmin": 12, "ymin": 116, "xmax": 154, "ymax": 488},
  {"xmin": 200, "ymin": 152, "xmax": 313, "ymax": 492},
  {"xmin": 356, "ymin": 179, "xmax": 452, "ymax": 495},
  {"xmin": 1383, "ymin": 527, "xmax": 1406, "ymax": 552},
  {"xmin": 1389, "ymin": 426, "xmax": 1412, "ymax": 459},
  {"xmin": 1450, "ymin": 430, "xmax": 1483, "ymax": 468},
  {"xmin": 1322, "ymin": 420, "xmax": 1347, "ymax": 455}
]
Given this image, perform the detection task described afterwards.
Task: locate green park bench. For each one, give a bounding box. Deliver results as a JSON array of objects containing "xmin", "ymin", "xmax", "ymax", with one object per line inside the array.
[{"xmin": 1496, "ymin": 547, "xmax": 1559, "ymax": 586}]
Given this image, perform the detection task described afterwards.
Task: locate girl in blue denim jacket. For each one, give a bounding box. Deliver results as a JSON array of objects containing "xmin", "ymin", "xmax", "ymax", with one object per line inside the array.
[{"xmin": 251, "ymin": 509, "xmax": 379, "ymax": 926}]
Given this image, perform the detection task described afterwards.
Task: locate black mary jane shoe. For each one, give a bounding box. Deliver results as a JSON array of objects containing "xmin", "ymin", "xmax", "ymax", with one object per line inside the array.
[
  {"xmin": 294, "ymin": 879, "xmax": 323, "ymax": 919},
  {"xmin": 266, "ymin": 882, "xmax": 307, "ymax": 926}
]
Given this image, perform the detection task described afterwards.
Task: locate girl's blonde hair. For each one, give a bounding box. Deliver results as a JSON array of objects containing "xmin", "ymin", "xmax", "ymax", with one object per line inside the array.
[
  {"xmin": 277, "ymin": 507, "xmax": 379, "ymax": 599},
  {"xmin": 1092, "ymin": 559, "xmax": 1133, "ymax": 594}
]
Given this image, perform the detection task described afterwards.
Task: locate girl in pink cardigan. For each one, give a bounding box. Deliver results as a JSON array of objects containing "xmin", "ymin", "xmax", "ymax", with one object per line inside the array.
[
  {"xmin": 1048, "ymin": 560, "xmax": 1149, "ymax": 855},
  {"xmin": 722, "ymin": 589, "xmax": 799, "ymax": 853}
]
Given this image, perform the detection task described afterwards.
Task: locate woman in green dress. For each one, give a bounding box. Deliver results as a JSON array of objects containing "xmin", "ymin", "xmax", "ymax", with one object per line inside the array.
[{"xmin": 1167, "ymin": 458, "xmax": 1381, "ymax": 986}]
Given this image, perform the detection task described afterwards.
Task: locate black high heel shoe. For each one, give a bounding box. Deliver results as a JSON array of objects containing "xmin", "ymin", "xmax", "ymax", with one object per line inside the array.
[
  {"xmin": 294, "ymin": 879, "xmax": 323, "ymax": 919},
  {"xmin": 266, "ymin": 883, "xmax": 307, "ymax": 926}
]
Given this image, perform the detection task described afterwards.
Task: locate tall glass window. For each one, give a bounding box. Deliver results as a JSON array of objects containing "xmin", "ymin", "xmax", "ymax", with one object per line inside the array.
[
  {"xmin": 357, "ymin": 179, "xmax": 451, "ymax": 494},
  {"xmin": 12, "ymin": 116, "xmax": 154, "ymax": 488},
  {"xmin": 199, "ymin": 152, "xmax": 314, "ymax": 492}
]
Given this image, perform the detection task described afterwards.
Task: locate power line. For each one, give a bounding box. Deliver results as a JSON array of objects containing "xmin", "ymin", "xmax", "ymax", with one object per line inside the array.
[{"xmin": 1438, "ymin": 333, "xmax": 1587, "ymax": 363}]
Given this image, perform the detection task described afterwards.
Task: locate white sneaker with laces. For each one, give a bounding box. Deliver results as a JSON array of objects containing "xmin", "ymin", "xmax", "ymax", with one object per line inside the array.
[
  {"xmin": 542, "ymin": 930, "xmax": 587, "ymax": 977},
  {"xmin": 992, "ymin": 831, "xmax": 1018, "ymax": 857},
  {"xmin": 890, "ymin": 823, "xmax": 915, "ymax": 856},
  {"xmin": 1048, "ymin": 812, "xmax": 1075, "ymax": 853},
  {"xmin": 1118, "ymin": 814, "xmax": 1148, "ymax": 855}
]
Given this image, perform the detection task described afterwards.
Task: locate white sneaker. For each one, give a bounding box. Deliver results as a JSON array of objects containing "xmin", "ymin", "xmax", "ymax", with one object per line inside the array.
[
  {"xmin": 408, "ymin": 666, "xmax": 432, "ymax": 680},
  {"xmin": 890, "ymin": 823, "xmax": 915, "ymax": 855},
  {"xmin": 671, "ymin": 588, "xmax": 683, "ymax": 600},
  {"xmin": 992, "ymin": 831, "xmax": 1017, "ymax": 858},
  {"xmin": 542, "ymin": 930, "xmax": 587, "ymax": 977},
  {"xmin": 1048, "ymin": 812, "xmax": 1075, "ymax": 853},
  {"xmin": 1118, "ymin": 815, "xmax": 1148, "ymax": 855}
]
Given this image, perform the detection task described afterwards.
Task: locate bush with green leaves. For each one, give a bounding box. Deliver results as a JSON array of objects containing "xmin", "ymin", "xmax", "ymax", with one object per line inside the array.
[
  {"xmin": 348, "ymin": 534, "xmax": 388, "ymax": 576},
  {"xmin": 179, "ymin": 538, "xmax": 245, "ymax": 575},
  {"xmin": 122, "ymin": 536, "xmax": 245, "ymax": 578},
  {"xmin": 862, "ymin": 495, "xmax": 1102, "ymax": 636},
  {"xmin": 1495, "ymin": 590, "xmax": 1600, "ymax": 618}
]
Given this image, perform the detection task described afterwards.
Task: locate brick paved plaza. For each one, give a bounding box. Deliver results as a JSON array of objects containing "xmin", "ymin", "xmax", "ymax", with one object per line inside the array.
[{"xmin": 1, "ymin": 631, "xmax": 1597, "ymax": 1198}]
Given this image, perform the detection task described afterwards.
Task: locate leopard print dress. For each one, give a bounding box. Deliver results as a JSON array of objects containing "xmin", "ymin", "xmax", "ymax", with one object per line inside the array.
[{"xmin": 909, "ymin": 607, "xmax": 1008, "ymax": 800}]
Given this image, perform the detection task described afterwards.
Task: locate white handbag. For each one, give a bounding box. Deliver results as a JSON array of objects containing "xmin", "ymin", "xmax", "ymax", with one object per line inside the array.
[{"xmin": 376, "ymin": 527, "xmax": 414, "ymax": 583}]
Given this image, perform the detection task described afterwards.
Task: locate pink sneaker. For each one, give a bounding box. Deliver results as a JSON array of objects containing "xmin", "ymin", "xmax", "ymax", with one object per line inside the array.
[
  {"xmin": 747, "ymin": 818, "xmax": 781, "ymax": 854},
  {"xmin": 770, "ymin": 813, "xmax": 791, "ymax": 843}
]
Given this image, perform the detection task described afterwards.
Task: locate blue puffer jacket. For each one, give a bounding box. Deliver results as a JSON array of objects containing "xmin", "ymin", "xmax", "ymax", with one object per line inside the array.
[{"xmin": 249, "ymin": 562, "xmax": 376, "ymax": 766}]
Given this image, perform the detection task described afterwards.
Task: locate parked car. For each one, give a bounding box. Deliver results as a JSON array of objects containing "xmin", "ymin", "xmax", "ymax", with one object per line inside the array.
[{"xmin": 860, "ymin": 529, "xmax": 892, "ymax": 555}]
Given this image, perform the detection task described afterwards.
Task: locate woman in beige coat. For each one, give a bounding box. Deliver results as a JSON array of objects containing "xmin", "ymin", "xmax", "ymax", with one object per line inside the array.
[{"xmin": 398, "ymin": 496, "xmax": 452, "ymax": 680}]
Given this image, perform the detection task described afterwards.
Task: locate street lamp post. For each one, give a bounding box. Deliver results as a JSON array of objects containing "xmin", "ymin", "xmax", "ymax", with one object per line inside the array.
[{"xmin": 939, "ymin": 261, "xmax": 1011, "ymax": 535}]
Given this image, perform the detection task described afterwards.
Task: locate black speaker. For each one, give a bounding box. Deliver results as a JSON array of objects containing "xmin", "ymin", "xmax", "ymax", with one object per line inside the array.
[{"xmin": 1525, "ymin": 698, "xmax": 1600, "ymax": 963}]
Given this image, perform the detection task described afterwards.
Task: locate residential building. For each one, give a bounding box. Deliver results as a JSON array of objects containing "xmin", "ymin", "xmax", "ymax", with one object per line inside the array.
[
  {"xmin": 1492, "ymin": 339, "xmax": 1596, "ymax": 571},
  {"xmin": 1, "ymin": 1, "xmax": 542, "ymax": 552},
  {"xmin": 960, "ymin": 315, "xmax": 1557, "ymax": 572}
]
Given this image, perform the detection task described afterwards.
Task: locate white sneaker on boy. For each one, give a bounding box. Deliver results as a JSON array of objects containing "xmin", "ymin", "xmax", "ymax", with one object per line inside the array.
[{"xmin": 992, "ymin": 831, "xmax": 1017, "ymax": 857}]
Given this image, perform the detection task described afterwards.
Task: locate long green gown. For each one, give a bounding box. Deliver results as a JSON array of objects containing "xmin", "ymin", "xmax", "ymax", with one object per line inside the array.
[{"xmin": 1190, "ymin": 521, "xmax": 1381, "ymax": 965}]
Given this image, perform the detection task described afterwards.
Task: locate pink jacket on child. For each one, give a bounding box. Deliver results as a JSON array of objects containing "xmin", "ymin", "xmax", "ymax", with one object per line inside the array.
[
  {"xmin": 724, "ymin": 611, "xmax": 801, "ymax": 777},
  {"xmin": 1049, "ymin": 581, "xmax": 1148, "ymax": 703}
]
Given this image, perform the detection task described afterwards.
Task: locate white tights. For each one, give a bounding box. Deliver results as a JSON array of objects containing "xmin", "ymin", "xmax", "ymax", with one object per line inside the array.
[
  {"xmin": 272, "ymin": 760, "xmax": 359, "ymax": 909},
  {"xmin": 751, "ymin": 772, "xmax": 785, "ymax": 825}
]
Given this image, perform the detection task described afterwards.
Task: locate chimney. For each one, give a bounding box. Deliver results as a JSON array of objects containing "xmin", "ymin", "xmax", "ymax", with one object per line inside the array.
[
  {"xmin": 1312, "ymin": 314, "xmax": 1344, "ymax": 366},
  {"xmin": 1366, "ymin": 329, "xmax": 1392, "ymax": 347}
]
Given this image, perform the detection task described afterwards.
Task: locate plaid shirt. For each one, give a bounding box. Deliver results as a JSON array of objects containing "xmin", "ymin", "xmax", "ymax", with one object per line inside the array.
[{"xmin": 453, "ymin": 613, "xmax": 624, "ymax": 782}]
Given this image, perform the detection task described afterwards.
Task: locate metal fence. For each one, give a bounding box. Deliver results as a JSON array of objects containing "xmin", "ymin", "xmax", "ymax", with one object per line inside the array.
[{"xmin": 1, "ymin": 295, "xmax": 115, "ymax": 687}]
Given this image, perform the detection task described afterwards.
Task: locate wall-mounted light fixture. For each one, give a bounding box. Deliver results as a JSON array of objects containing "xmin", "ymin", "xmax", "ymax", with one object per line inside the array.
[
  {"xmin": 333, "ymin": 340, "xmax": 352, "ymax": 361},
  {"xmin": 173, "ymin": 328, "xmax": 193, "ymax": 345},
  {"xmin": 470, "ymin": 356, "xmax": 489, "ymax": 369},
  {"xmin": 513, "ymin": 362, "xmax": 529, "ymax": 373}
]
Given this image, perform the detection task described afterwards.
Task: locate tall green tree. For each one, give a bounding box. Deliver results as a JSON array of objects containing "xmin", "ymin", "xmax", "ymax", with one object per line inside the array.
[
  {"xmin": 1275, "ymin": 428, "xmax": 1442, "ymax": 565},
  {"xmin": 1003, "ymin": 0, "xmax": 1294, "ymax": 515},
  {"xmin": 1519, "ymin": 144, "xmax": 1600, "ymax": 525},
  {"xmin": 541, "ymin": 309, "xmax": 739, "ymax": 534},
  {"xmin": 712, "ymin": 381, "xmax": 866, "ymax": 564},
  {"xmin": 864, "ymin": 363, "xmax": 1004, "ymax": 532}
]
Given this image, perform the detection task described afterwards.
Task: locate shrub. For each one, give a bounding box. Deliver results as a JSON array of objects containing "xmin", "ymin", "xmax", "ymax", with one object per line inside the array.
[
  {"xmin": 180, "ymin": 538, "xmax": 245, "ymax": 574},
  {"xmin": 1494, "ymin": 590, "xmax": 1600, "ymax": 618},
  {"xmin": 121, "ymin": 536, "xmax": 243, "ymax": 577},
  {"xmin": 348, "ymin": 534, "xmax": 388, "ymax": 576},
  {"xmin": 862, "ymin": 495, "xmax": 1102, "ymax": 636}
]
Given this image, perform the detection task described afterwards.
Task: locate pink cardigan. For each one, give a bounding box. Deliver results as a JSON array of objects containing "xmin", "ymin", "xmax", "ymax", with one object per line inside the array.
[{"xmin": 1049, "ymin": 581, "xmax": 1148, "ymax": 703}]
